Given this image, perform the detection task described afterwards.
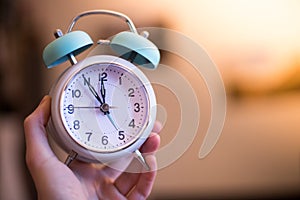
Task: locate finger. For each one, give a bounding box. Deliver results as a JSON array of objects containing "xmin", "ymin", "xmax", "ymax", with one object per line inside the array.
[
  {"xmin": 24, "ymin": 95, "xmax": 56, "ymax": 171},
  {"xmin": 127, "ymin": 155, "xmax": 157, "ymax": 199},
  {"xmin": 114, "ymin": 133, "xmax": 160, "ymax": 195},
  {"xmin": 70, "ymin": 162, "xmax": 127, "ymax": 200},
  {"xmin": 140, "ymin": 132, "xmax": 160, "ymax": 154},
  {"xmin": 102, "ymin": 132, "xmax": 160, "ymax": 178},
  {"xmin": 113, "ymin": 158, "xmax": 142, "ymax": 195},
  {"xmin": 114, "ymin": 154, "xmax": 157, "ymax": 196},
  {"xmin": 152, "ymin": 120, "xmax": 163, "ymax": 133},
  {"xmin": 69, "ymin": 159, "xmax": 96, "ymax": 176},
  {"xmin": 102, "ymin": 123, "xmax": 161, "ymax": 178}
]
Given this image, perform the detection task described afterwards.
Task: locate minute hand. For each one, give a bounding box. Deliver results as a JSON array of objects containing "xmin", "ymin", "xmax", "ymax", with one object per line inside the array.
[{"xmin": 82, "ymin": 74, "xmax": 103, "ymax": 104}]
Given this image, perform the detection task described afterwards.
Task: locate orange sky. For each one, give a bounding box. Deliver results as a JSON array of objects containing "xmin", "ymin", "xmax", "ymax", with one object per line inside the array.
[{"xmin": 167, "ymin": 0, "xmax": 300, "ymax": 91}]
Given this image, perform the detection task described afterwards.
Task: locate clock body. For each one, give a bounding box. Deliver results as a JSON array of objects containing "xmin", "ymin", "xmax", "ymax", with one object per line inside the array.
[{"xmin": 47, "ymin": 55, "xmax": 156, "ymax": 163}]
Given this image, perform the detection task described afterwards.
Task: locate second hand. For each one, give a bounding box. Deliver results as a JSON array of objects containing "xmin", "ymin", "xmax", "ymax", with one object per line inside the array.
[{"xmin": 73, "ymin": 106, "xmax": 118, "ymax": 109}]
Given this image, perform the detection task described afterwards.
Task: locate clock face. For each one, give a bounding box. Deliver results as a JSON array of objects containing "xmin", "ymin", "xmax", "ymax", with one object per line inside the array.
[{"xmin": 59, "ymin": 62, "xmax": 150, "ymax": 153}]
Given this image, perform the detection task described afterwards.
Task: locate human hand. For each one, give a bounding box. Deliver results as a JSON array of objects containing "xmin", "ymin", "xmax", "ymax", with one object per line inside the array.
[{"xmin": 24, "ymin": 95, "xmax": 161, "ymax": 200}]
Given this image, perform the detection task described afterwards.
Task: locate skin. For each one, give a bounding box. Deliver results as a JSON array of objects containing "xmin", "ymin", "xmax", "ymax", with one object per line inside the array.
[{"xmin": 24, "ymin": 95, "xmax": 161, "ymax": 200}]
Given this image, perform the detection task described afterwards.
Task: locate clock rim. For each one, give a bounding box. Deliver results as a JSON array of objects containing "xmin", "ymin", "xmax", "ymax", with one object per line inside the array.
[{"xmin": 48, "ymin": 55, "xmax": 156, "ymax": 163}]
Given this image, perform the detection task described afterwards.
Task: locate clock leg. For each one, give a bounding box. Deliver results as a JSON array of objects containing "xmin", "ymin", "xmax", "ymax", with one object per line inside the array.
[
  {"xmin": 134, "ymin": 149, "xmax": 150, "ymax": 171},
  {"xmin": 64, "ymin": 150, "xmax": 78, "ymax": 166}
]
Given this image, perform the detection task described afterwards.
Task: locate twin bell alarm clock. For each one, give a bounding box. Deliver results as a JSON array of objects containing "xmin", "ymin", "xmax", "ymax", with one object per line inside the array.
[{"xmin": 42, "ymin": 10, "xmax": 160, "ymax": 170}]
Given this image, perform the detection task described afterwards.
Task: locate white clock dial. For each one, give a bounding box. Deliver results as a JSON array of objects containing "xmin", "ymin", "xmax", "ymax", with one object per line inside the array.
[{"xmin": 60, "ymin": 62, "xmax": 150, "ymax": 153}]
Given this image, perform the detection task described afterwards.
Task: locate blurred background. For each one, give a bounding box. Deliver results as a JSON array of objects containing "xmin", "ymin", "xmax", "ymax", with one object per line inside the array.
[{"xmin": 1, "ymin": 0, "xmax": 300, "ymax": 199}]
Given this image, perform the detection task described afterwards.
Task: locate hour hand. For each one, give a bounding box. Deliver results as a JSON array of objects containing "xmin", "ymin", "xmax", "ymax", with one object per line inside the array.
[{"xmin": 100, "ymin": 78, "xmax": 106, "ymax": 103}]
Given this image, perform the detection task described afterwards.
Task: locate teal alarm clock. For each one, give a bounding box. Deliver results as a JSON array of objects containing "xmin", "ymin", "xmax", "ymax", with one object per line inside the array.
[{"xmin": 42, "ymin": 10, "xmax": 160, "ymax": 169}]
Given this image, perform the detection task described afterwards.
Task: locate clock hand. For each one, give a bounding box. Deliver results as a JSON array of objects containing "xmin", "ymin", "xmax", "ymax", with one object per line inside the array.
[
  {"xmin": 100, "ymin": 78, "xmax": 106, "ymax": 104},
  {"xmin": 82, "ymin": 74, "xmax": 118, "ymax": 129},
  {"xmin": 108, "ymin": 106, "xmax": 118, "ymax": 109},
  {"xmin": 82, "ymin": 74, "xmax": 103, "ymax": 105},
  {"xmin": 106, "ymin": 113, "xmax": 118, "ymax": 130},
  {"xmin": 72, "ymin": 106, "xmax": 118, "ymax": 109},
  {"xmin": 74, "ymin": 106, "xmax": 101, "ymax": 109},
  {"xmin": 82, "ymin": 74, "xmax": 113, "ymax": 115}
]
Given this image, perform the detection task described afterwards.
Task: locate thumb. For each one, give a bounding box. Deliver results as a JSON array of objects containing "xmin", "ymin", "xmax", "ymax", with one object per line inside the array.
[{"xmin": 24, "ymin": 95, "xmax": 56, "ymax": 171}]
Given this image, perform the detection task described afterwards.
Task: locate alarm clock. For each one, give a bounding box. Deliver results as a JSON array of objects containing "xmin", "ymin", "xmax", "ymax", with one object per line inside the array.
[{"xmin": 42, "ymin": 10, "xmax": 160, "ymax": 170}]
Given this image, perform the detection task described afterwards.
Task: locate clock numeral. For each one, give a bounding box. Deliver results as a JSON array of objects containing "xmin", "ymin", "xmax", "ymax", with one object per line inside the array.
[
  {"xmin": 128, "ymin": 119, "xmax": 135, "ymax": 128},
  {"xmin": 99, "ymin": 72, "xmax": 108, "ymax": 81},
  {"xmin": 134, "ymin": 103, "xmax": 140, "ymax": 112},
  {"xmin": 73, "ymin": 120, "xmax": 80, "ymax": 130},
  {"xmin": 102, "ymin": 135, "xmax": 108, "ymax": 145},
  {"xmin": 128, "ymin": 88, "xmax": 135, "ymax": 97},
  {"xmin": 67, "ymin": 104, "xmax": 74, "ymax": 114},
  {"xmin": 85, "ymin": 132, "xmax": 92, "ymax": 141},
  {"xmin": 72, "ymin": 89, "xmax": 81, "ymax": 98},
  {"xmin": 118, "ymin": 131, "xmax": 125, "ymax": 140},
  {"xmin": 83, "ymin": 76, "xmax": 91, "ymax": 86}
]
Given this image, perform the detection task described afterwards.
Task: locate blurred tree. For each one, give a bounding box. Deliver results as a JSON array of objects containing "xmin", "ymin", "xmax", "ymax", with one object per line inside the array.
[
  {"xmin": 0, "ymin": 0, "xmax": 43, "ymax": 199},
  {"xmin": 0, "ymin": 0, "xmax": 43, "ymax": 115}
]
